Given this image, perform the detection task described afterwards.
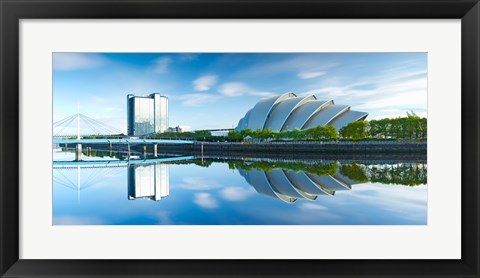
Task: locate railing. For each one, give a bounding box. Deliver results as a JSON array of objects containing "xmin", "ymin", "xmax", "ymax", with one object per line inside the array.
[{"xmin": 197, "ymin": 140, "xmax": 427, "ymax": 145}]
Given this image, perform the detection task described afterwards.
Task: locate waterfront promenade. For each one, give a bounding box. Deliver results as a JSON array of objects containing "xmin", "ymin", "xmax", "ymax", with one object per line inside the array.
[{"xmin": 52, "ymin": 138, "xmax": 194, "ymax": 145}]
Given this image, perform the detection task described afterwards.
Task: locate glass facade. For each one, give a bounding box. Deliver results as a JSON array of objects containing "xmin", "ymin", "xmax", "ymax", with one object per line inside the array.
[
  {"xmin": 154, "ymin": 94, "xmax": 162, "ymax": 133},
  {"xmin": 127, "ymin": 93, "xmax": 168, "ymax": 136},
  {"xmin": 134, "ymin": 97, "xmax": 154, "ymax": 135},
  {"xmin": 159, "ymin": 96, "xmax": 168, "ymax": 132},
  {"xmin": 128, "ymin": 163, "xmax": 170, "ymax": 201}
]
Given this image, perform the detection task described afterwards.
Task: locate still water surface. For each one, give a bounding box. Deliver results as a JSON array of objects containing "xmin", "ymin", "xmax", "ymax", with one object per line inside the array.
[{"xmin": 53, "ymin": 150, "xmax": 427, "ymax": 225}]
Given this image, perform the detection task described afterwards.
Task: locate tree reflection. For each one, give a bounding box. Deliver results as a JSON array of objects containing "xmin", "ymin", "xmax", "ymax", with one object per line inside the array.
[
  {"xmin": 166, "ymin": 158, "xmax": 427, "ymax": 186},
  {"xmin": 340, "ymin": 162, "xmax": 427, "ymax": 186}
]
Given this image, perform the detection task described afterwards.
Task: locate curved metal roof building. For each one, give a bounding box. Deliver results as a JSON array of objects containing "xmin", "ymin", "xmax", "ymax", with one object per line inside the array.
[{"xmin": 236, "ymin": 92, "xmax": 368, "ymax": 131}]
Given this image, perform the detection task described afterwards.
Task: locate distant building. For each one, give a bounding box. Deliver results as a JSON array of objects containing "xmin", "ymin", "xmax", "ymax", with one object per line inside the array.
[
  {"xmin": 210, "ymin": 130, "xmax": 230, "ymax": 137},
  {"xmin": 166, "ymin": 126, "xmax": 183, "ymax": 133},
  {"xmin": 127, "ymin": 93, "xmax": 168, "ymax": 136}
]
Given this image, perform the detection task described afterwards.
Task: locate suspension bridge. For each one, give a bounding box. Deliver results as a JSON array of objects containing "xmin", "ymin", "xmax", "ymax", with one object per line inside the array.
[
  {"xmin": 53, "ymin": 155, "xmax": 194, "ymax": 168},
  {"xmin": 53, "ymin": 112, "xmax": 193, "ymax": 143},
  {"xmin": 53, "ymin": 113, "xmax": 194, "ymax": 161},
  {"xmin": 53, "ymin": 113, "xmax": 124, "ymax": 138}
]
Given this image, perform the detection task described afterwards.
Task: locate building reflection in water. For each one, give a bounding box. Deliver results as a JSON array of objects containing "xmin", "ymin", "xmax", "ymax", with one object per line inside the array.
[
  {"xmin": 238, "ymin": 166, "xmax": 360, "ymax": 203},
  {"xmin": 128, "ymin": 163, "xmax": 170, "ymax": 201}
]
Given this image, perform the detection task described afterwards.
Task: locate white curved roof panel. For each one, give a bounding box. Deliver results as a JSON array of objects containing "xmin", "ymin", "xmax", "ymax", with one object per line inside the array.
[
  {"xmin": 284, "ymin": 170, "xmax": 334, "ymax": 196},
  {"xmin": 265, "ymin": 169, "xmax": 315, "ymax": 199},
  {"xmin": 240, "ymin": 169, "xmax": 296, "ymax": 203},
  {"xmin": 244, "ymin": 92, "xmax": 296, "ymax": 130},
  {"xmin": 264, "ymin": 95, "xmax": 316, "ymax": 131},
  {"xmin": 329, "ymin": 110, "xmax": 369, "ymax": 130},
  {"xmin": 281, "ymin": 100, "xmax": 333, "ymax": 131},
  {"xmin": 235, "ymin": 109, "xmax": 252, "ymax": 131},
  {"xmin": 302, "ymin": 104, "xmax": 350, "ymax": 129},
  {"xmin": 307, "ymin": 174, "xmax": 352, "ymax": 191}
]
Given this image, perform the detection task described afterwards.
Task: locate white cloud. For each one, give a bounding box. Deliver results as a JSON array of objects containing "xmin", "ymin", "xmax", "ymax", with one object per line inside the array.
[
  {"xmin": 53, "ymin": 53, "xmax": 108, "ymax": 71},
  {"xmin": 356, "ymin": 92, "xmax": 425, "ymax": 111},
  {"xmin": 193, "ymin": 75, "xmax": 218, "ymax": 91},
  {"xmin": 177, "ymin": 177, "xmax": 222, "ymax": 190},
  {"xmin": 342, "ymin": 183, "xmax": 427, "ymax": 222},
  {"xmin": 249, "ymin": 91, "xmax": 278, "ymax": 98},
  {"xmin": 152, "ymin": 57, "xmax": 172, "ymax": 74},
  {"xmin": 235, "ymin": 56, "xmax": 337, "ymax": 77},
  {"xmin": 193, "ymin": 193, "xmax": 219, "ymax": 209},
  {"xmin": 219, "ymin": 186, "xmax": 254, "ymax": 201},
  {"xmin": 156, "ymin": 211, "xmax": 174, "ymax": 224},
  {"xmin": 179, "ymin": 53, "xmax": 199, "ymax": 61},
  {"xmin": 354, "ymin": 78, "xmax": 427, "ymax": 110},
  {"xmin": 299, "ymin": 203, "xmax": 329, "ymax": 211},
  {"xmin": 218, "ymin": 82, "xmax": 277, "ymax": 98},
  {"xmin": 299, "ymin": 69, "xmax": 427, "ymax": 119},
  {"xmin": 218, "ymin": 82, "xmax": 250, "ymax": 96},
  {"xmin": 178, "ymin": 93, "xmax": 221, "ymax": 107},
  {"xmin": 298, "ymin": 71, "xmax": 326, "ymax": 79}
]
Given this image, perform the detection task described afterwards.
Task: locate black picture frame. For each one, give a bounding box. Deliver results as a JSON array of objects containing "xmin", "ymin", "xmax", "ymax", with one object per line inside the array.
[{"xmin": 1, "ymin": 0, "xmax": 478, "ymax": 277}]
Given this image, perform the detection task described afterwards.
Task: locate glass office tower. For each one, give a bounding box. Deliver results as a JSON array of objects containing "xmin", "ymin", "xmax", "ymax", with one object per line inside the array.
[{"xmin": 127, "ymin": 93, "xmax": 169, "ymax": 136}]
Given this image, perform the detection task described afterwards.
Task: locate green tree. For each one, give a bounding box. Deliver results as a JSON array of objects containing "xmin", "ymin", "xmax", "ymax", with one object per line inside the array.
[
  {"xmin": 227, "ymin": 130, "xmax": 242, "ymax": 142},
  {"xmin": 419, "ymin": 117, "xmax": 427, "ymax": 138},
  {"xmin": 340, "ymin": 163, "xmax": 368, "ymax": 183},
  {"xmin": 340, "ymin": 121, "xmax": 368, "ymax": 140},
  {"xmin": 240, "ymin": 128, "xmax": 253, "ymax": 138},
  {"xmin": 320, "ymin": 125, "xmax": 338, "ymax": 140}
]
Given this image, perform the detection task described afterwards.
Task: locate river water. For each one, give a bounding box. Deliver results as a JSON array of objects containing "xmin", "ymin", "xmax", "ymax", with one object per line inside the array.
[{"xmin": 53, "ymin": 149, "xmax": 427, "ymax": 225}]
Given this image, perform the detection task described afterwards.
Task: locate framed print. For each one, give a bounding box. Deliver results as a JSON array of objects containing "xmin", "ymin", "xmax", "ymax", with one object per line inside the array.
[{"xmin": 1, "ymin": 0, "xmax": 479, "ymax": 277}]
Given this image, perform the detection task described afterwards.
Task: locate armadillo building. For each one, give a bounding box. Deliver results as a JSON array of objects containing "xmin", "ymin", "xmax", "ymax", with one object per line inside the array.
[{"xmin": 236, "ymin": 92, "xmax": 368, "ymax": 131}]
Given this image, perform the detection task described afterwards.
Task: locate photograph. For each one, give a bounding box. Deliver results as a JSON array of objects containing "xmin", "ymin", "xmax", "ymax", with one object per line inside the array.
[{"xmin": 52, "ymin": 52, "xmax": 428, "ymax": 225}]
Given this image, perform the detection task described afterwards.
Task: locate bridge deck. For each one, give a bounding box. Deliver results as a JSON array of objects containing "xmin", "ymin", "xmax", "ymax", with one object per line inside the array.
[
  {"xmin": 53, "ymin": 155, "xmax": 194, "ymax": 167},
  {"xmin": 52, "ymin": 138, "xmax": 194, "ymax": 144}
]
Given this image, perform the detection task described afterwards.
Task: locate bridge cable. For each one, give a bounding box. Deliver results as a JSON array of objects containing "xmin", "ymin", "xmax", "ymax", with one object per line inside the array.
[{"xmin": 53, "ymin": 115, "xmax": 78, "ymax": 137}]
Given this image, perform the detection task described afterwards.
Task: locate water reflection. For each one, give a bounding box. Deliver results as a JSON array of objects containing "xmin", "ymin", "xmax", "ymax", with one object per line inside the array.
[
  {"xmin": 53, "ymin": 162, "xmax": 172, "ymax": 202},
  {"xmin": 53, "ymin": 158, "xmax": 427, "ymax": 204},
  {"xmin": 191, "ymin": 159, "xmax": 427, "ymax": 203},
  {"xmin": 53, "ymin": 152, "xmax": 427, "ymax": 225},
  {"xmin": 239, "ymin": 168, "xmax": 355, "ymax": 203},
  {"xmin": 128, "ymin": 163, "xmax": 169, "ymax": 201}
]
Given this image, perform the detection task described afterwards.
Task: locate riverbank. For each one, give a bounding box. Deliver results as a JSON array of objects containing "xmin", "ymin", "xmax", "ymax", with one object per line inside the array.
[
  {"xmin": 62, "ymin": 140, "xmax": 426, "ymax": 160},
  {"xmin": 162, "ymin": 141, "xmax": 427, "ymax": 156},
  {"xmin": 193, "ymin": 141, "xmax": 427, "ymax": 154}
]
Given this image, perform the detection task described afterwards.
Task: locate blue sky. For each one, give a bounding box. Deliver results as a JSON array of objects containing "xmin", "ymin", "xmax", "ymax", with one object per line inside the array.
[{"xmin": 53, "ymin": 53, "xmax": 427, "ymax": 132}]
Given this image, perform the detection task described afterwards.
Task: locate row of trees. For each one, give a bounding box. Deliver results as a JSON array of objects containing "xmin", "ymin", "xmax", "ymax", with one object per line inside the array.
[
  {"xmin": 147, "ymin": 116, "xmax": 426, "ymax": 142},
  {"xmin": 228, "ymin": 116, "xmax": 426, "ymax": 142},
  {"xmin": 227, "ymin": 125, "xmax": 338, "ymax": 142},
  {"xmin": 340, "ymin": 116, "xmax": 427, "ymax": 140},
  {"xmin": 148, "ymin": 130, "xmax": 218, "ymax": 141}
]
